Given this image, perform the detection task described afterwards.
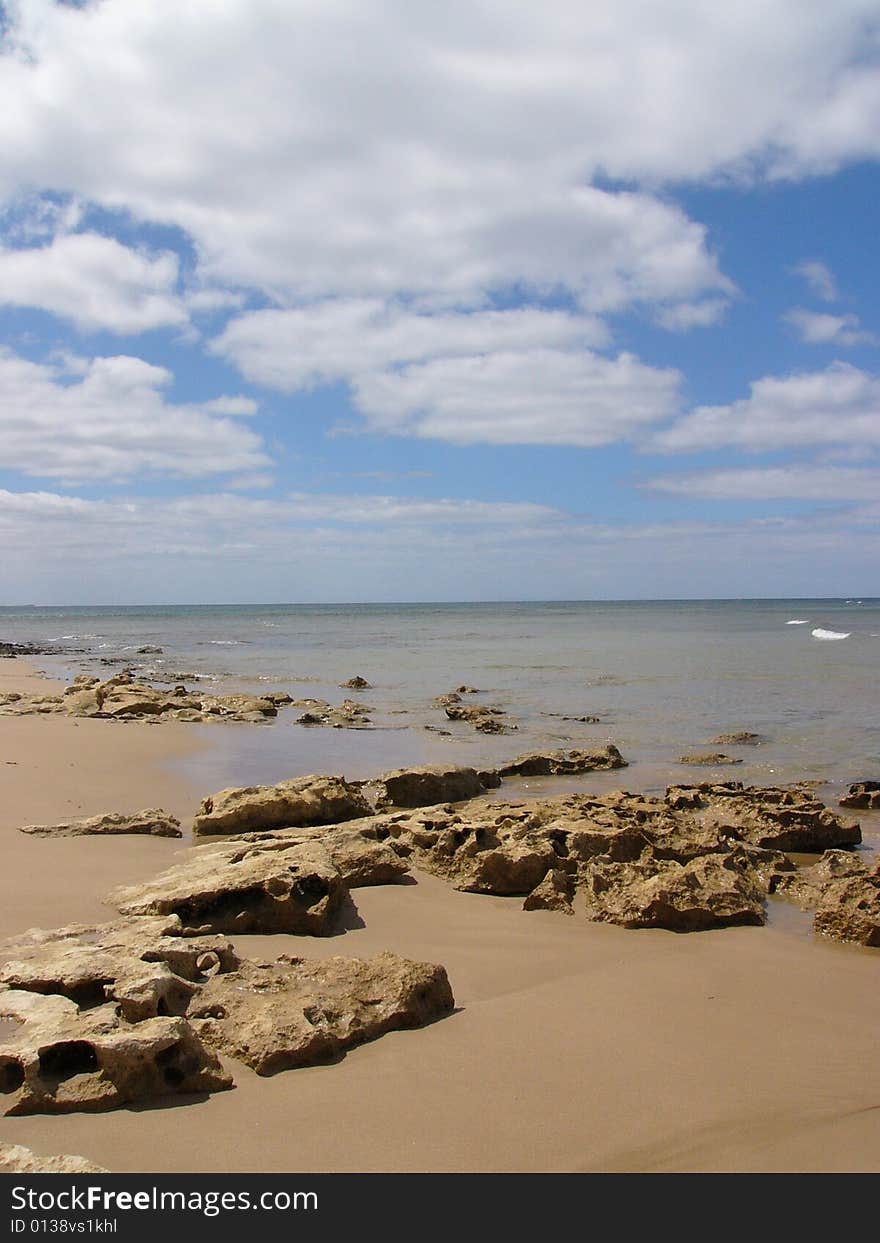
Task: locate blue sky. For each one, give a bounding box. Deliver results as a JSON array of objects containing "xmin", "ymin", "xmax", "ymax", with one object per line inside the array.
[{"xmin": 1, "ymin": 0, "xmax": 879, "ymax": 603}]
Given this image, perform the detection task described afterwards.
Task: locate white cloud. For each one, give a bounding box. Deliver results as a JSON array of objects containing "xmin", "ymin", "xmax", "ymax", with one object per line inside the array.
[
  {"xmin": 0, "ymin": 349, "xmax": 269, "ymax": 483},
  {"xmin": 645, "ymin": 463, "xmax": 880, "ymax": 501},
  {"xmin": 654, "ymin": 362, "xmax": 880, "ymax": 453},
  {"xmin": 792, "ymin": 260, "xmax": 839, "ymax": 301},
  {"xmin": 212, "ymin": 302, "xmax": 609, "ymax": 391},
  {"xmin": 783, "ymin": 307, "xmax": 876, "ymax": 346},
  {"xmin": 353, "ymin": 348, "xmax": 682, "ymax": 446},
  {"xmin": 8, "ymin": 1, "xmax": 877, "ymax": 313},
  {"xmin": 653, "ymin": 299, "xmax": 730, "ymax": 332},
  {"xmin": 0, "ymin": 232, "xmax": 187, "ymax": 333}
]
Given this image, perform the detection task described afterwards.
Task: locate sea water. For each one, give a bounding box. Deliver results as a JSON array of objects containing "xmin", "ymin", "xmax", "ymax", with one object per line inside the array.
[{"xmin": 1, "ymin": 599, "xmax": 878, "ymax": 798}]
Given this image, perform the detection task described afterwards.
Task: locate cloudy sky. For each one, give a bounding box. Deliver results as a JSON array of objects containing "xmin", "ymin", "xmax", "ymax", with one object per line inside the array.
[{"xmin": 1, "ymin": 0, "xmax": 879, "ymax": 603}]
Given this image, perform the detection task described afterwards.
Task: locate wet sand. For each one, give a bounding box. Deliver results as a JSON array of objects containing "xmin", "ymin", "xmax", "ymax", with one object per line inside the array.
[{"xmin": 1, "ymin": 661, "xmax": 879, "ymax": 1173}]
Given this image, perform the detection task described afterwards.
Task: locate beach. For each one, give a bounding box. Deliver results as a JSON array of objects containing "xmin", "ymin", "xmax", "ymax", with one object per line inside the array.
[{"xmin": 1, "ymin": 635, "xmax": 879, "ymax": 1174}]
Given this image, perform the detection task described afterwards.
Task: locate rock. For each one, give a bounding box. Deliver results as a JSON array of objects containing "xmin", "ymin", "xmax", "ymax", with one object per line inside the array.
[
  {"xmin": 137, "ymin": 646, "xmax": 163, "ymax": 654},
  {"xmin": 339, "ymin": 675, "xmax": 372, "ymax": 689},
  {"xmin": 19, "ymin": 809, "xmax": 182, "ymax": 839},
  {"xmin": 455, "ymin": 685, "xmax": 479, "ymax": 694},
  {"xmin": 839, "ymin": 781, "xmax": 880, "ymax": 810},
  {"xmin": 432, "ymin": 693, "xmax": 461, "ymax": 708},
  {"xmin": 523, "ymin": 869, "xmax": 575, "ymax": 913},
  {"xmin": 189, "ymin": 952, "xmax": 454, "ymax": 1075},
  {"xmin": 474, "ymin": 717, "xmax": 517, "ymax": 734},
  {"xmin": 445, "ymin": 704, "xmax": 503, "ymax": 723},
  {"xmin": 109, "ymin": 841, "xmax": 349, "ymax": 936},
  {"xmin": 678, "ymin": 753, "xmax": 743, "ymax": 766},
  {"xmin": 0, "ymin": 915, "xmax": 239, "ymax": 1015},
  {"xmin": 665, "ymin": 782, "xmax": 861, "ymax": 852},
  {"xmin": 773, "ymin": 850, "xmax": 870, "ymax": 910},
  {"xmin": 372, "ymin": 765, "xmax": 492, "ymax": 809},
  {"xmin": 498, "ymin": 745, "xmax": 627, "ymax": 777},
  {"xmin": 297, "ymin": 699, "xmax": 372, "ymax": 727},
  {"xmin": 223, "ymin": 821, "xmax": 411, "ymax": 889},
  {"xmin": 0, "ymin": 1142, "xmax": 108, "ymax": 1173},
  {"xmin": 813, "ymin": 865, "xmax": 880, "ymax": 946},
  {"xmin": 582, "ymin": 850, "xmax": 766, "ymax": 931},
  {"xmin": 712, "ymin": 732, "xmax": 764, "ymax": 746},
  {"xmin": 193, "ymin": 774, "xmax": 372, "ymax": 836},
  {"xmin": 0, "ymin": 989, "xmax": 232, "ymax": 1115},
  {"xmin": 0, "ymin": 677, "xmax": 289, "ymax": 725}
]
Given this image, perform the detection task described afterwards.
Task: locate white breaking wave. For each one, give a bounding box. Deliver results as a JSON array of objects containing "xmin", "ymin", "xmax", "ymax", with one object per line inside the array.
[
  {"xmin": 811, "ymin": 628, "xmax": 850, "ymax": 641},
  {"xmin": 786, "ymin": 619, "xmax": 810, "ymax": 625}
]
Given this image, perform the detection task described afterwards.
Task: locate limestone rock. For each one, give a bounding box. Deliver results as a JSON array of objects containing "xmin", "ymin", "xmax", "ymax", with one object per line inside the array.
[
  {"xmin": 0, "ymin": 915, "xmax": 239, "ymax": 1015},
  {"xmin": 474, "ymin": 717, "xmax": 517, "ymax": 734},
  {"xmin": 372, "ymin": 765, "xmax": 490, "ymax": 809},
  {"xmin": 0, "ymin": 989, "xmax": 231, "ymax": 1115},
  {"xmin": 297, "ymin": 699, "xmax": 372, "ymax": 728},
  {"xmin": 811, "ymin": 862, "xmax": 880, "ymax": 946},
  {"xmin": 773, "ymin": 850, "xmax": 870, "ymax": 910},
  {"xmin": 839, "ymin": 781, "xmax": 880, "ymax": 810},
  {"xmin": 0, "ymin": 1142, "xmax": 108, "ymax": 1173},
  {"xmin": 712, "ymin": 732, "xmax": 764, "ymax": 746},
  {"xmin": 583, "ymin": 850, "xmax": 766, "ymax": 931},
  {"xmin": 339, "ymin": 675, "xmax": 372, "ymax": 689},
  {"xmin": 664, "ymin": 782, "xmax": 861, "ymax": 852},
  {"xmin": 193, "ymin": 774, "xmax": 372, "ymax": 836},
  {"xmin": 522, "ymin": 869, "xmax": 575, "ymax": 913},
  {"xmin": 218, "ymin": 821, "xmax": 411, "ymax": 889},
  {"xmin": 190, "ymin": 952, "xmax": 454, "ymax": 1075},
  {"xmin": 19, "ymin": 809, "xmax": 182, "ymax": 838},
  {"xmin": 109, "ymin": 841, "xmax": 349, "ymax": 936},
  {"xmin": 498, "ymin": 745, "xmax": 627, "ymax": 777},
  {"xmin": 678, "ymin": 753, "xmax": 743, "ymax": 766}
]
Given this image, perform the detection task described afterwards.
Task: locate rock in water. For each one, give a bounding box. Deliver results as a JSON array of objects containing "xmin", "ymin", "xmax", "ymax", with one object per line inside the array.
[
  {"xmin": 192, "ymin": 774, "xmax": 372, "ymax": 836},
  {"xmin": 0, "ymin": 1142, "xmax": 108, "ymax": 1173},
  {"xmin": 19, "ymin": 809, "xmax": 182, "ymax": 838},
  {"xmin": 339, "ymin": 675, "xmax": 372, "ymax": 689},
  {"xmin": 677, "ymin": 753, "xmax": 743, "ymax": 766},
  {"xmin": 190, "ymin": 951, "xmax": 454, "ymax": 1075},
  {"xmin": 712, "ymin": 732, "xmax": 764, "ymax": 746},
  {"xmin": 813, "ymin": 865, "xmax": 880, "ymax": 946},
  {"xmin": 839, "ymin": 781, "xmax": 880, "ymax": 810},
  {"xmin": 498, "ymin": 745, "xmax": 627, "ymax": 777},
  {"xmin": 664, "ymin": 782, "xmax": 861, "ymax": 851}
]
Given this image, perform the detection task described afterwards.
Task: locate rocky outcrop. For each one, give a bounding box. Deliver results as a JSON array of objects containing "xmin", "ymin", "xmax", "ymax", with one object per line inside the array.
[
  {"xmin": 0, "ymin": 1142, "xmax": 108, "ymax": 1173},
  {"xmin": 190, "ymin": 952, "xmax": 454, "ymax": 1075},
  {"xmin": 444, "ymin": 703, "xmax": 515, "ymax": 733},
  {"xmin": 839, "ymin": 781, "xmax": 880, "ymax": 810},
  {"xmin": 582, "ymin": 850, "xmax": 766, "ymax": 931},
  {"xmin": 667, "ymin": 782, "xmax": 861, "ymax": 852},
  {"xmin": 0, "ymin": 671, "xmax": 283, "ymax": 724},
  {"xmin": 678, "ymin": 753, "xmax": 743, "ymax": 766},
  {"xmin": 498, "ymin": 745, "xmax": 627, "ymax": 777},
  {"xmin": 19, "ymin": 809, "xmax": 182, "ymax": 838},
  {"xmin": 813, "ymin": 865, "xmax": 880, "ymax": 947},
  {"xmin": 0, "ymin": 988, "xmax": 232, "ymax": 1115},
  {"xmin": 773, "ymin": 850, "xmax": 870, "ymax": 910},
  {"xmin": 297, "ymin": 699, "xmax": 373, "ymax": 728},
  {"xmin": 371, "ymin": 765, "xmax": 493, "ymax": 810},
  {"xmin": 193, "ymin": 774, "xmax": 372, "ymax": 836},
  {"xmin": 522, "ymin": 868, "xmax": 575, "ymax": 913}
]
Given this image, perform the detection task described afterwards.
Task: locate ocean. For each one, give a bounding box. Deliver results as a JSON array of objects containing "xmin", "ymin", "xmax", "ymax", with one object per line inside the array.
[{"xmin": 1, "ymin": 599, "xmax": 878, "ymax": 800}]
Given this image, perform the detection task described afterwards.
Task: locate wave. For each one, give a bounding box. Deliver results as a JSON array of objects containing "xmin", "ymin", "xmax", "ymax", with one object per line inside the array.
[
  {"xmin": 785, "ymin": 619, "xmax": 810, "ymax": 625},
  {"xmin": 811, "ymin": 628, "xmax": 851, "ymax": 641}
]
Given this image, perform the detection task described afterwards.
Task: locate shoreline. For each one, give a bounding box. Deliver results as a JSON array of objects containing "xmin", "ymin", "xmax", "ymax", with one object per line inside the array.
[{"xmin": 1, "ymin": 659, "xmax": 879, "ymax": 1173}]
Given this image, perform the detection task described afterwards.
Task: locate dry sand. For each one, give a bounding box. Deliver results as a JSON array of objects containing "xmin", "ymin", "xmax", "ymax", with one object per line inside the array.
[{"xmin": 1, "ymin": 661, "xmax": 879, "ymax": 1173}]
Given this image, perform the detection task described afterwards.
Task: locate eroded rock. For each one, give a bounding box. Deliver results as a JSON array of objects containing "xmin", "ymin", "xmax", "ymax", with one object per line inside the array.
[
  {"xmin": 813, "ymin": 866, "xmax": 880, "ymax": 947},
  {"xmin": 666, "ymin": 782, "xmax": 861, "ymax": 852},
  {"xmin": 339, "ymin": 675, "xmax": 372, "ymax": 689},
  {"xmin": 712, "ymin": 732, "xmax": 764, "ymax": 746},
  {"xmin": 0, "ymin": 1142, "xmax": 108, "ymax": 1173},
  {"xmin": 678, "ymin": 753, "xmax": 743, "ymax": 766},
  {"xmin": 498, "ymin": 745, "xmax": 627, "ymax": 777},
  {"xmin": 371, "ymin": 765, "xmax": 491, "ymax": 810},
  {"xmin": 190, "ymin": 952, "xmax": 454, "ymax": 1075},
  {"xmin": 839, "ymin": 781, "xmax": 880, "ymax": 810},
  {"xmin": 19, "ymin": 809, "xmax": 182, "ymax": 839},
  {"xmin": 193, "ymin": 774, "xmax": 372, "ymax": 836}
]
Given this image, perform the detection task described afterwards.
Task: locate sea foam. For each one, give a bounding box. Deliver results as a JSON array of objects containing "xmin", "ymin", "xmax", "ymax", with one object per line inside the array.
[
  {"xmin": 811, "ymin": 628, "xmax": 851, "ymax": 641},
  {"xmin": 786, "ymin": 619, "xmax": 810, "ymax": 625}
]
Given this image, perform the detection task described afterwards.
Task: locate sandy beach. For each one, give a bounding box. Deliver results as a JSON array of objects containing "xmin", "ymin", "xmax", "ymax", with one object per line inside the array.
[{"xmin": 1, "ymin": 659, "xmax": 879, "ymax": 1175}]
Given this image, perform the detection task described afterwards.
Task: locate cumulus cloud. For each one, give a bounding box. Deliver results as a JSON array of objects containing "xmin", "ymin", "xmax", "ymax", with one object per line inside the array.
[
  {"xmin": 0, "ymin": 232, "xmax": 187, "ymax": 333},
  {"xmin": 645, "ymin": 463, "xmax": 880, "ymax": 501},
  {"xmin": 353, "ymin": 348, "xmax": 682, "ymax": 446},
  {"xmin": 5, "ymin": 1, "xmax": 875, "ymax": 313},
  {"xmin": 653, "ymin": 362, "xmax": 880, "ymax": 453},
  {"xmin": 792, "ymin": 260, "xmax": 839, "ymax": 301},
  {"xmin": 0, "ymin": 349, "xmax": 269, "ymax": 483},
  {"xmin": 783, "ymin": 307, "xmax": 876, "ymax": 346}
]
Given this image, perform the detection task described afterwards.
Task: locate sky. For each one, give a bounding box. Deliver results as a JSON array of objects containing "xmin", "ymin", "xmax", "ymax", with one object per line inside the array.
[{"xmin": 0, "ymin": 0, "xmax": 879, "ymax": 604}]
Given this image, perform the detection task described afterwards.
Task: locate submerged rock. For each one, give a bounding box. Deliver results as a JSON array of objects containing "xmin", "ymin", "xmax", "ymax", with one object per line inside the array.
[
  {"xmin": 19, "ymin": 809, "xmax": 182, "ymax": 839},
  {"xmin": 678, "ymin": 753, "xmax": 743, "ymax": 766},
  {"xmin": 190, "ymin": 951, "xmax": 454, "ymax": 1075},
  {"xmin": 193, "ymin": 774, "xmax": 372, "ymax": 836},
  {"xmin": 712, "ymin": 732, "xmax": 764, "ymax": 746},
  {"xmin": 339, "ymin": 675, "xmax": 372, "ymax": 689},
  {"xmin": 498, "ymin": 745, "xmax": 627, "ymax": 777}
]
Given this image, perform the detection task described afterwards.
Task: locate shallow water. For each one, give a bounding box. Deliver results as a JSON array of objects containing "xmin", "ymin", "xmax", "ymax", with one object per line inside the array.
[{"xmin": 3, "ymin": 598, "xmax": 879, "ymax": 794}]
